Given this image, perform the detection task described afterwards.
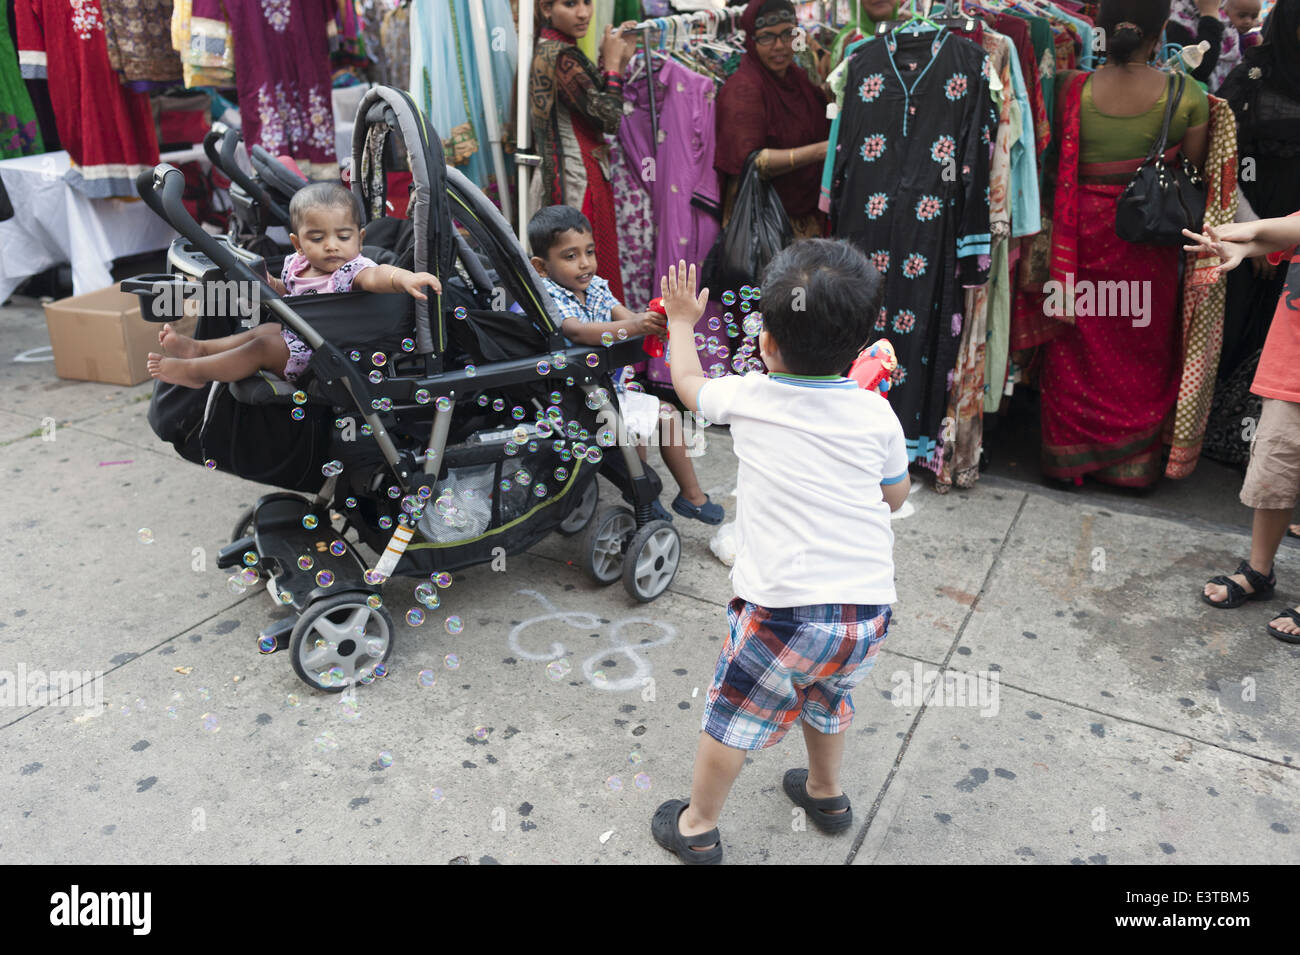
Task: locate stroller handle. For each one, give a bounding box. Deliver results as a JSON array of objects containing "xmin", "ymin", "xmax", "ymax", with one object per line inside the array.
[
  {"xmin": 201, "ymin": 123, "xmax": 290, "ymax": 224},
  {"xmin": 136, "ymin": 164, "xmax": 282, "ymax": 306}
]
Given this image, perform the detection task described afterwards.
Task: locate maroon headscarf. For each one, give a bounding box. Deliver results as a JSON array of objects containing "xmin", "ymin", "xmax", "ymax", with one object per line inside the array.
[{"xmin": 715, "ymin": 0, "xmax": 830, "ymax": 219}]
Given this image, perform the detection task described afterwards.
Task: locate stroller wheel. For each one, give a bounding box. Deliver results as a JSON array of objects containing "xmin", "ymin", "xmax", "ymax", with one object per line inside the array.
[
  {"xmin": 558, "ymin": 480, "xmax": 599, "ymax": 537},
  {"xmin": 622, "ymin": 520, "xmax": 681, "ymax": 603},
  {"xmin": 288, "ymin": 593, "xmax": 394, "ymax": 693},
  {"xmin": 581, "ymin": 504, "xmax": 636, "ymax": 585}
]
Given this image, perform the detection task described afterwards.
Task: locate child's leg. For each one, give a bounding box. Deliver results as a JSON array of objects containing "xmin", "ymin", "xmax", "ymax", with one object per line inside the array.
[
  {"xmin": 159, "ymin": 321, "xmax": 281, "ymax": 359},
  {"xmin": 679, "ymin": 733, "xmax": 748, "ymax": 839},
  {"xmin": 800, "ymin": 720, "xmax": 848, "ymax": 807},
  {"xmin": 657, "ymin": 404, "xmax": 708, "ymax": 507},
  {"xmin": 148, "ymin": 332, "xmax": 290, "ymax": 389}
]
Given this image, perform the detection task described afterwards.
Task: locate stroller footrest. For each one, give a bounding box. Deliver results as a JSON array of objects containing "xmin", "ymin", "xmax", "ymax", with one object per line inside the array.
[
  {"xmin": 256, "ymin": 615, "xmax": 296, "ymax": 654},
  {"xmin": 218, "ymin": 536, "xmax": 257, "ymax": 569}
]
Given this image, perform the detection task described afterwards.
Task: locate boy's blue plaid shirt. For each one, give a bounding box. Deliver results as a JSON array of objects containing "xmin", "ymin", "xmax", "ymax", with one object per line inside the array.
[{"xmin": 543, "ymin": 275, "xmax": 629, "ymax": 389}]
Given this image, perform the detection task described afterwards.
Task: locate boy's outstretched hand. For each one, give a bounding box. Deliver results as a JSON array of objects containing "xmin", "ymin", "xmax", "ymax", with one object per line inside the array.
[
  {"xmin": 661, "ymin": 260, "xmax": 709, "ymax": 329},
  {"xmin": 1182, "ymin": 224, "xmax": 1252, "ymax": 276}
]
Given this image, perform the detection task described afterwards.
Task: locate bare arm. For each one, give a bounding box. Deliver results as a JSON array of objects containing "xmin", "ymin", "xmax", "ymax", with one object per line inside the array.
[
  {"xmin": 881, "ymin": 474, "xmax": 911, "ymax": 511},
  {"xmin": 1182, "ymin": 121, "xmax": 1209, "ymax": 172},
  {"xmin": 661, "ymin": 261, "xmax": 710, "ymax": 413},
  {"xmin": 756, "ymin": 141, "xmax": 829, "ymax": 178},
  {"xmin": 353, "ymin": 264, "xmax": 443, "ymax": 300},
  {"xmin": 560, "ymin": 306, "xmax": 665, "ymax": 347}
]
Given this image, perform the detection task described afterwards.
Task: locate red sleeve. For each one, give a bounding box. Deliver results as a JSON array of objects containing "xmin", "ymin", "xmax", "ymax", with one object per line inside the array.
[{"xmin": 15, "ymin": 0, "xmax": 46, "ymax": 80}]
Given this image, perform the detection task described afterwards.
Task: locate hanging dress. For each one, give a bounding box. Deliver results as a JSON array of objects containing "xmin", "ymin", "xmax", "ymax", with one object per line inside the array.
[
  {"xmin": 830, "ymin": 26, "xmax": 997, "ymax": 466},
  {"xmin": 16, "ymin": 0, "xmax": 158, "ymax": 197},
  {"xmin": 1, "ymin": 0, "xmax": 43, "ymax": 159}
]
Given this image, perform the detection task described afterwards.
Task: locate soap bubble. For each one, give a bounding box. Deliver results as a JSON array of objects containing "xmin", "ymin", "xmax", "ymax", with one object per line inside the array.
[
  {"xmin": 444, "ymin": 653, "xmax": 461, "ymax": 670},
  {"xmin": 201, "ymin": 713, "xmax": 220, "ymax": 733},
  {"xmin": 315, "ymin": 570, "xmax": 335, "ymax": 588},
  {"xmin": 406, "ymin": 608, "xmax": 425, "ymax": 627},
  {"xmin": 243, "ymin": 551, "xmax": 259, "ymax": 566},
  {"xmin": 378, "ymin": 516, "xmax": 392, "ymax": 529},
  {"xmin": 227, "ymin": 574, "xmax": 247, "ymax": 595},
  {"xmin": 473, "ymin": 725, "xmax": 489, "ymax": 741},
  {"xmin": 350, "ymin": 350, "xmax": 361, "ymax": 361},
  {"xmin": 415, "ymin": 389, "xmax": 431, "ymax": 404},
  {"xmin": 634, "ymin": 772, "xmax": 652, "ymax": 791},
  {"xmin": 606, "ymin": 775, "xmax": 623, "ymax": 792},
  {"xmin": 301, "ymin": 514, "xmax": 319, "ymax": 530},
  {"xmin": 536, "ymin": 360, "xmax": 551, "ymax": 375},
  {"xmin": 432, "ymin": 571, "xmax": 452, "ymax": 589},
  {"xmin": 292, "ymin": 390, "xmax": 308, "ymax": 405},
  {"xmin": 137, "ymin": 528, "xmax": 154, "ymax": 544},
  {"xmin": 546, "ymin": 659, "xmax": 572, "ymax": 681},
  {"xmin": 321, "ymin": 460, "xmax": 343, "ymax": 477},
  {"xmin": 371, "ymin": 352, "xmax": 387, "ymax": 367},
  {"xmin": 431, "ymin": 787, "xmax": 445, "ymax": 803},
  {"xmin": 366, "ymin": 594, "xmax": 383, "ymax": 609},
  {"xmin": 445, "ymin": 616, "xmax": 464, "ymax": 635},
  {"xmin": 454, "ymin": 306, "xmax": 468, "ymax": 320},
  {"xmin": 297, "ymin": 555, "xmax": 314, "ymax": 571},
  {"xmin": 204, "ymin": 458, "xmax": 217, "ymax": 470},
  {"xmin": 600, "ymin": 331, "xmax": 614, "ymax": 346},
  {"xmin": 291, "ymin": 406, "xmax": 306, "ymax": 419},
  {"xmin": 368, "ymin": 370, "xmax": 383, "ymax": 385},
  {"xmin": 401, "ymin": 338, "xmax": 415, "ymax": 352},
  {"xmin": 345, "ymin": 496, "xmax": 358, "ymax": 508},
  {"xmin": 492, "ymin": 398, "xmax": 505, "ymax": 412},
  {"xmin": 258, "ymin": 635, "xmax": 276, "ymax": 654},
  {"xmin": 721, "ymin": 290, "xmax": 736, "ymax": 306},
  {"xmin": 329, "ymin": 540, "xmax": 346, "ymax": 557},
  {"xmin": 378, "ymin": 750, "xmax": 393, "ymax": 768}
]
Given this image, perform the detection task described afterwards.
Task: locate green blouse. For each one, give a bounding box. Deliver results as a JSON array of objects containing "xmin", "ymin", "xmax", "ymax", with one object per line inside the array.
[{"xmin": 1079, "ymin": 74, "xmax": 1209, "ymax": 165}]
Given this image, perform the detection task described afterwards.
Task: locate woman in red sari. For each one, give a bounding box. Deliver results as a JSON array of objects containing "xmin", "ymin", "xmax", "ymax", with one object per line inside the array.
[
  {"xmin": 1040, "ymin": 0, "xmax": 1208, "ymax": 487},
  {"xmin": 528, "ymin": 0, "xmax": 638, "ymax": 301}
]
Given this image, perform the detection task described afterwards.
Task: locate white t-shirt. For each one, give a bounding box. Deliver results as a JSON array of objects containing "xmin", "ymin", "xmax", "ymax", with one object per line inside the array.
[{"xmin": 697, "ymin": 371, "xmax": 909, "ymax": 608}]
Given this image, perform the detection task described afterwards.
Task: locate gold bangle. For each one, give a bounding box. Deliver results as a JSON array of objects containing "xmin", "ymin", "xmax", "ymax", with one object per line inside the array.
[
  {"xmin": 789, "ymin": 148, "xmax": 796, "ymax": 169},
  {"xmin": 390, "ymin": 267, "xmax": 399, "ymax": 291}
]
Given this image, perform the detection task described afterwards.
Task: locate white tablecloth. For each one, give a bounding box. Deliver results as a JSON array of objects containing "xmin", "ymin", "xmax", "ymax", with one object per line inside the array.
[{"xmin": 0, "ymin": 151, "xmax": 178, "ymax": 303}]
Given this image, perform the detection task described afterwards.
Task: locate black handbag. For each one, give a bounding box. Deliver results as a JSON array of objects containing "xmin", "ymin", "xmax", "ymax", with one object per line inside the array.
[
  {"xmin": 703, "ymin": 150, "xmax": 794, "ymax": 292},
  {"xmin": 1115, "ymin": 71, "xmax": 1206, "ymax": 246}
]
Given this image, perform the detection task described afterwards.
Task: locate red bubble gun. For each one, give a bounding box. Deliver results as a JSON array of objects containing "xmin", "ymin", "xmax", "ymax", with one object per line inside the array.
[
  {"xmin": 848, "ymin": 339, "xmax": 898, "ymax": 395},
  {"xmin": 643, "ymin": 297, "xmax": 668, "ymax": 358}
]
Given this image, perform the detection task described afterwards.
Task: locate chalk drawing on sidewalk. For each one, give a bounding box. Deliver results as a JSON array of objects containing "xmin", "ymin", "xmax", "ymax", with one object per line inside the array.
[
  {"xmin": 13, "ymin": 346, "xmax": 53, "ymax": 363},
  {"xmin": 508, "ymin": 589, "xmax": 675, "ymax": 692}
]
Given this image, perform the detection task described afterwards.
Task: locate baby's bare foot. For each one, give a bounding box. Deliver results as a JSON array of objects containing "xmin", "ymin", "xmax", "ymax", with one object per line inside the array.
[
  {"xmin": 147, "ymin": 353, "xmax": 208, "ymax": 389},
  {"xmin": 159, "ymin": 323, "xmax": 203, "ymax": 358}
]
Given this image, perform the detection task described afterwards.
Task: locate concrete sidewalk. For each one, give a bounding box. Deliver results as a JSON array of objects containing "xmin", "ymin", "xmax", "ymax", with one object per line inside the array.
[{"xmin": 1, "ymin": 294, "xmax": 1297, "ymax": 864}]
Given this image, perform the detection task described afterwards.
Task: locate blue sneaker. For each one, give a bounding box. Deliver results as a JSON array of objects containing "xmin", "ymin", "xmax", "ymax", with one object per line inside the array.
[{"xmin": 671, "ymin": 493, "xmax": 724, "ymax": 525}]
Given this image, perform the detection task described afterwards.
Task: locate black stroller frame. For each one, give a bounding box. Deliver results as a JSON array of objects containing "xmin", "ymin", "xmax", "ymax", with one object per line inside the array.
[{"xmin": 125, "ymin": 86, "xmax": 682, "ymax": 693}]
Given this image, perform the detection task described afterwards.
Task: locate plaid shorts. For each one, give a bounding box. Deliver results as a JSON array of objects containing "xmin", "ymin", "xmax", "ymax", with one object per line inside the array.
[{"xmin": 701, "ymin": 597, "xmax": 892, "ymax": 751}]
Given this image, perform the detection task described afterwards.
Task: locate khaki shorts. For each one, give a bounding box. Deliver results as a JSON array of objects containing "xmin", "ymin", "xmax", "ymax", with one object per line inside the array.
[{"xmin": 1240, "ymin": 397, "xmax": 1300, "ymax": 510}]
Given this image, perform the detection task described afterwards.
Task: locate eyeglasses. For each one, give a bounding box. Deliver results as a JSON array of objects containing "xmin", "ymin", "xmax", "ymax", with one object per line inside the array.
[{"xmin": 754, "ymin": 28, "xmax": 797, "ymax": 47}]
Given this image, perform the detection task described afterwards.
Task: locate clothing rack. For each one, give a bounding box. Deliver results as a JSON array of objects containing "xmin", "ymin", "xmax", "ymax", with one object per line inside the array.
[{"xmin": 628, "ymin": 5, "xmax": 747, "ymax": 157}]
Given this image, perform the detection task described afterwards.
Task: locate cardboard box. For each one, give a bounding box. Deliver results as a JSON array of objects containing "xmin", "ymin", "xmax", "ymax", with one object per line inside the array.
[{"xmin": 43, "ymin": 286, "xmax": 196, "ymax": 387}]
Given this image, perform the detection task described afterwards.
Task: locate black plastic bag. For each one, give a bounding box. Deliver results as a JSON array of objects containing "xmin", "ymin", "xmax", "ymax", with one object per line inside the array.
[{"xmin": 703, "ymin": 151, "xmax": 793, "ymax": 293}]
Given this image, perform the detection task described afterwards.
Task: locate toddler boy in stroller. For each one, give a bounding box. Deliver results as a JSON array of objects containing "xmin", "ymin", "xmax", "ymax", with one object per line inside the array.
[
  {"xmin": 529, "ymin": 205, "xmax": 725, "ymax": 525},
  {"xmin": 147, "ymin": 182, "xmax": 441, "ymax": 389}
]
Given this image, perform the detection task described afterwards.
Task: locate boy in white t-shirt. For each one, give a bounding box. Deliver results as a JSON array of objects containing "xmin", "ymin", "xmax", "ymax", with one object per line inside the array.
[{"xmin": 650, "ymin": 241, "xmax": 910, "ymax": 865}]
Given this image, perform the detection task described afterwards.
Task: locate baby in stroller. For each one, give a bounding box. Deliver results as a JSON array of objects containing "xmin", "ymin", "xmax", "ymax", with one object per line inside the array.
[{"xmin": 147, "ymin": 182, "xmax": 441, "ymax": 389}]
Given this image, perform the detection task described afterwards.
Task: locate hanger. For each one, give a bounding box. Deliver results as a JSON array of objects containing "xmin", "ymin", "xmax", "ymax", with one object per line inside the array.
[{"xmin": 877, "ymin": 0, "xmax": 941, "ymax": 36}]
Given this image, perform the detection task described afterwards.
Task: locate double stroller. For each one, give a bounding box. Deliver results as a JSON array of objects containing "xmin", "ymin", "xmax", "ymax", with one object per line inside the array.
[{"xmin": 124, "ymin": 87, "xmax": 682, "ymax": 693}]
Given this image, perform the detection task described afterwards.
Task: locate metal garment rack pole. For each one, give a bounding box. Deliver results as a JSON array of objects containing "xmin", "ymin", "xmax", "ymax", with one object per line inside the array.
[
  {"xmin": 515, "ymin": 0, "xmax": 535, "ymax": 245},
  {"xmin": 468, "ymin": 0, "xmax": 513, "ymax": 227}
]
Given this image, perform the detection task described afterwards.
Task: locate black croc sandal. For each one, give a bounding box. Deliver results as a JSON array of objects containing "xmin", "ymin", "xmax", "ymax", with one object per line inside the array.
[
  {"xmin": 1202, "ymin": 560, "xmax": 1276, "ymax": 609},
  {"xmin": 651, "ymin": 800, "xmax": 722, "ymax": 865},
  {"xmin": 783, "ymin": 769, "xmax": 853, "ymax": 834},
  {"xmin": 1266, "ymin": 607, "xmax": 1300, "ymax": 645}
]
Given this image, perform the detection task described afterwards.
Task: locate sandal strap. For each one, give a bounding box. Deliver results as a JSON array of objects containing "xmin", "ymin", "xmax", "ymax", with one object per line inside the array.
[
  {"xmin": 1236, "ymin": 560, "xmax": 1275, "ymax": 593},
  {"xmin": 1273, "ymin": 607, "xmax": 1300, "ymax": 625},
  {"xmin": 1207, "ymin": 574, "xmax": 1246, "ymax": 604}
]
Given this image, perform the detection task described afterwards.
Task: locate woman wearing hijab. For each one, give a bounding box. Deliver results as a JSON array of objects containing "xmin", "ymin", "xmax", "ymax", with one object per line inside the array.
[
  {"xmin": 528, "ymin": 0, "xmax": 638, "ymax": 300},
  {"xmin": 714, "ymin": 0, "xmax": 832, "ymax": 240}
]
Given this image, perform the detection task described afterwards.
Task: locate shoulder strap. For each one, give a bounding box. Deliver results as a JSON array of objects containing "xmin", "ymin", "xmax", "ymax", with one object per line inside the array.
[{"xmin": 1151, "ymin": 72, "xmax": 1183, "ymax": 161}]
